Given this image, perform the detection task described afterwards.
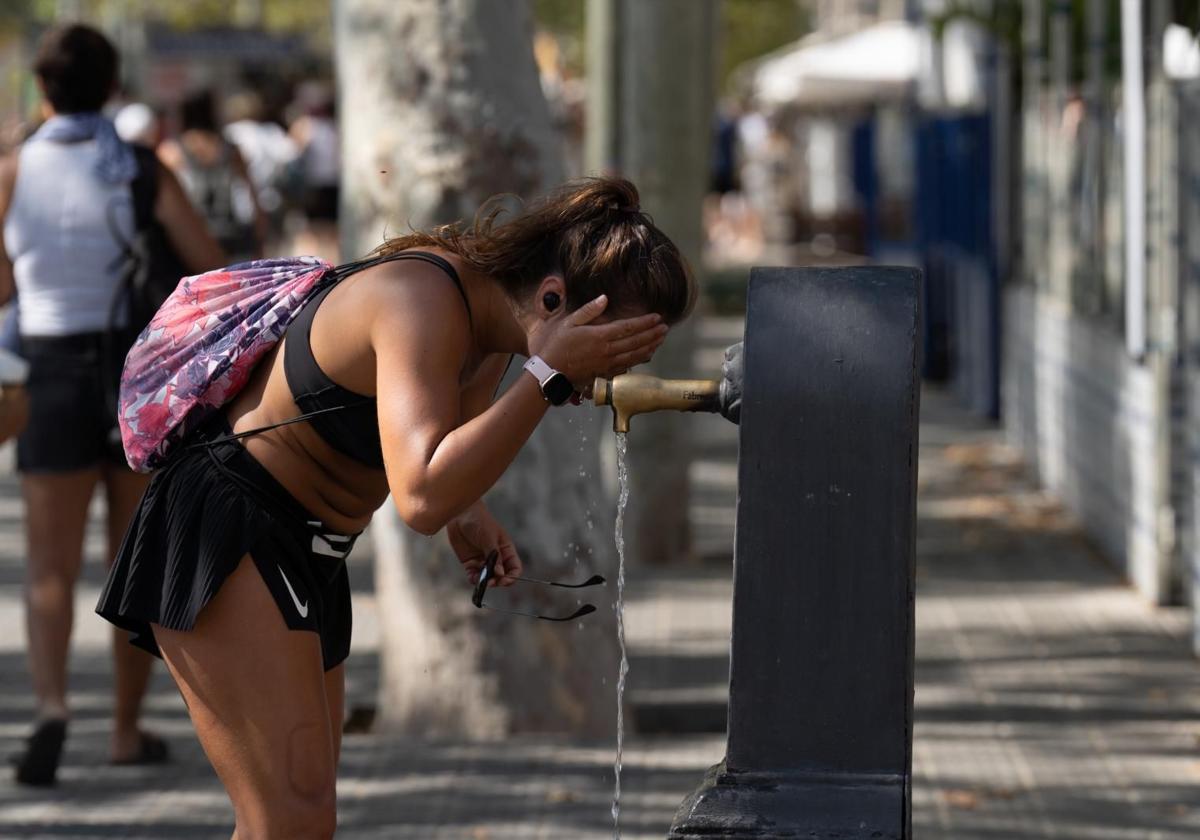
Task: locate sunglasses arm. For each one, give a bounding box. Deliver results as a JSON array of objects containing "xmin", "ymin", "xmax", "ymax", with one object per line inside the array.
[{"xmin": 502, "ymin": 573, "xmax": 606, "ymax": 589}]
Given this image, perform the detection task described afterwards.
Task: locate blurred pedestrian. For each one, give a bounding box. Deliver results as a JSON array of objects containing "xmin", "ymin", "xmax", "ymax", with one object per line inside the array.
[
  {"xmin": 0, "ymin": 115, "xmax": 34, "ymax": 156},
  {"xmin": 0, "ymin": 23, "xmax": 223, "ymax": 786},
  {"xmin": 223, "ymin": 90, "xmax": 296, "ymax": 251},
  {"xmin": 161, "ymin": 89, "xmax": 266, "ymax": 262},
  {"xmin": 113, "ymin": 101, "xmax": 162, "ymax": 150},
  {"xmin": 731, "ymin": 100, "xmax": 771, "ymax": 257},
  {"xmin": 288, "ymin": 82, "xmax": 340, "ymax": 261}
]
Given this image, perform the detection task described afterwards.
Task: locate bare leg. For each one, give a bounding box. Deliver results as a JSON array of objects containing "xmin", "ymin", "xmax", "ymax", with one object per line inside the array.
[
  {"xmin": 103, "ymin": 465, "xmax": 154, "ymax": 762},
  {"xmin": 325, "ymin": 664, "xmax": 345, "ymax": 765},
  {"xmin": 155, "ymin": 555, "xmax": 338, "ymax": 840},
  {"xmin": 21, "ymin": 469, "xmax": 100, "ymax": 720}
]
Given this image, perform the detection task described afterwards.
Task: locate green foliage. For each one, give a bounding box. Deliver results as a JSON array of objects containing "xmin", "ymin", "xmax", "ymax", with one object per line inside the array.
[
  {"xmin": 1, "ymin": 0, "xmax": 331, "ymax": 35},
  {"xmin": 531, "ymin": 0, "xmax": 809, "ymax": 93},
  {"xmin": 720, "ymin": 0, "xmax": 808, "ymax": 92},
  {"xmin": 0, "ymin": 0, "xmax": 39, "ymax": 32},
  {"xmin": 929, "ymin": 1, "xmax": 1020, "ymax": 46},
  {"xmin": 1174, "ymin": 0, "xmax": 1200, "ymax": 36},
  {"xmin": 533, "ymin": 0, "xmax": 587, "ymax": 75},
  {"xmin": 933, "ymin": 0, "xmax": 1199, "ymax": 52},
  {"xmin": 930, "ymin": 0, "xmax": 1132, "ymax": 84},
  {"xmin": 534, "ymin": 0, "xmax": 586, "ymax": 37}
]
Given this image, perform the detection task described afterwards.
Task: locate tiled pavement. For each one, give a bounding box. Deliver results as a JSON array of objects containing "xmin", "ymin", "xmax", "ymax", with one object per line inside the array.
[
  {"xmin": 0, "ymin": 436, "xmax": 728, "ymax": 839},
  {"xmin": 910, "ymin": 395, "xmax": 1200, "ymax": 838},
  {"xmin": 0, "ymin": 317, "xmax": 1196, "ymax": 837}
]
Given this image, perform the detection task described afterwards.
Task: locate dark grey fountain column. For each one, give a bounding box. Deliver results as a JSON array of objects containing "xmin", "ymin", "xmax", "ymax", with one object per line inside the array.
[{"xmin": 669, "ymin": 266, "xmax": 920, "ymax": 839}]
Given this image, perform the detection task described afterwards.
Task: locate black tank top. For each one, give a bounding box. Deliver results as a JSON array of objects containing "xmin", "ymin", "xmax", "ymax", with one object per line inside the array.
[{"xmin": 283, "ymin": 251, "xmax": 469, "ymax": 469}]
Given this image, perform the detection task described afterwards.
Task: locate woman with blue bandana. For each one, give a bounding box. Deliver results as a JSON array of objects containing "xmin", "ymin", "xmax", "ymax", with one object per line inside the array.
[{"xmin": 0, "ymin": 23, "xmax": 223, "ymax": 785}]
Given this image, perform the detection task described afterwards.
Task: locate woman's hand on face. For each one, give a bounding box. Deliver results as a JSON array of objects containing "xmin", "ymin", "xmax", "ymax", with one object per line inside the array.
[
  {"xmin": 530, "ymin": 295, "xmax": 669, "ymax": 389},
  {"xmin": 448, "ymin": 501, "xmax": 523, "ymax": 587}
]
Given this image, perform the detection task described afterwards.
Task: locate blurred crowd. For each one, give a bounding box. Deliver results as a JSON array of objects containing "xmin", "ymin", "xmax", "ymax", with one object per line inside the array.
[
  {"xmin": 0, "ymin": 23, "xmax": 347, "ymax": 787},
  {"xmin": 704, "ymin": 97, "xmax": 792, "ymax": 266},
  {"xmin": 1, "ymin": 74, "xmax": 343, "ymax": 265}
]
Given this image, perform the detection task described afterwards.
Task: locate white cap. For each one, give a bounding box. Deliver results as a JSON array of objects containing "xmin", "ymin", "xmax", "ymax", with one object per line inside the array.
[{"xmin": 114, "ymin": 103, "xmax": 158, "ymax": 147}]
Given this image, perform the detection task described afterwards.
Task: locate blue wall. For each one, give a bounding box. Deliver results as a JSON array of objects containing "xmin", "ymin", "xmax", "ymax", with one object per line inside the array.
[{"xmin": 914, "ymin": 113, "xmax": 998, "ymax": 417}]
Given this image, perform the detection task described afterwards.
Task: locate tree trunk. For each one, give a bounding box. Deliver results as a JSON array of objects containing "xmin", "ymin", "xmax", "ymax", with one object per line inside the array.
[
  {"xmin": 614, "ymin": 0, "xmax": 717, "ymax": 565},
  {"xmin": 335, "ymin": 0, "xmax": 619, "ymax": 738},
  {"xmin": 584, "ymin": 0, "xmax": 621, "ymax": 175}
]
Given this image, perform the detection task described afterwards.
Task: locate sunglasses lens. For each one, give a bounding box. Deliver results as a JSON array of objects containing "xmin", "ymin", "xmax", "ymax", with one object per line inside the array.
[
  {"xmin": 469, "ymin": 550, "xmax": 602, "ymax": 622},
  {"xmin": 471, "ymin": 551, "xmax": 499, "ymax": 608}
]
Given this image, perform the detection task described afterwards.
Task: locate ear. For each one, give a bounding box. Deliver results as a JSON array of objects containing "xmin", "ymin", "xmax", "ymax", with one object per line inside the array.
[{"xmin": 534, "ymin": 275, "xmax": 566, "ymax": 319}]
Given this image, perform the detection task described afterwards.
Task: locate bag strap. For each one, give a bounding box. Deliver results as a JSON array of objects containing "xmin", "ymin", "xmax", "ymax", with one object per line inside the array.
[
  {"xmin": 102, "ymin": 148, "xmax": 161, "ymax": 420},
  {"xmin": 190, "ymin": 250, "xmax": 473, "ymax": 455},
  {"xmin": 128, "ymin": 145, "xmax": 158, "ymax": 232},
  {"xmin": 187, "ymin": 402, "xmax": 367, "ymax": 451},
  {"xmin": 103, "ymin": 146, "xmax": 157, "ymax": 261},
  {"xmin": 330, "ymin": 250, "xmax": 471, "ymax": 322}
]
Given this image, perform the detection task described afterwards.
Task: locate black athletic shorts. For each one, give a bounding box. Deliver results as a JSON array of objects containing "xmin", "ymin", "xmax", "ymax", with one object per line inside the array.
[
  {"xmin": 96, "ymin": 414, "xmax": 359, "ymax": 671},
  {"xmin": 17, "ymin": 331, "xmax": 134, "ymax": 473},
  {"xmin": 303, "ymin": 185, "xmax": 339, "ymax": 222}
]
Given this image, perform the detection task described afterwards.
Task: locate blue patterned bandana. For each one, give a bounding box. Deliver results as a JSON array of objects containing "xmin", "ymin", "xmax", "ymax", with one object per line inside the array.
[{"xmin": 29, "ymin": 111, "xmax": 138, "ymax": 184}]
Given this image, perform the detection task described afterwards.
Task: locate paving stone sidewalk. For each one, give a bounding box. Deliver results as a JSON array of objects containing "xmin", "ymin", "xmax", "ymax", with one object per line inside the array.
[
  {"xmin": 910, "ymin": 391, "xmax": 1200, "ymax": 838},
  {"xmin": 0, "ymin": 318, "xmax": 1195, "ymax": 836},
  {"xmin": 0, "ymin": 439, "xmax": 727, "ymax": 839}
]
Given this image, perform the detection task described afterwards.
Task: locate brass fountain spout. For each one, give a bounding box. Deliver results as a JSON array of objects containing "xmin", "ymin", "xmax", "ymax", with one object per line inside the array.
[
  {"xmin": 592, "ymin": 373, "xmax": 722, "ymax": 434},
  {"xmin": 592, "ymin": 342, "xmax": 744, "ymax": 433}
]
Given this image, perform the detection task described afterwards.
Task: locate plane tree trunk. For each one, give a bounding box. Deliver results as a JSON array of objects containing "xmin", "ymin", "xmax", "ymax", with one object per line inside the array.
[{"xmin": 336, "ymin": 0, "xmax": 619, "ymax": 737}]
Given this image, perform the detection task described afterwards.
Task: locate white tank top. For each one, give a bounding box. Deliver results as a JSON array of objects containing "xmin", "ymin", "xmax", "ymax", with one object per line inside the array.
[{"xmin": 2, "ymin": 138, "xmax": 135, "ymax": 336}]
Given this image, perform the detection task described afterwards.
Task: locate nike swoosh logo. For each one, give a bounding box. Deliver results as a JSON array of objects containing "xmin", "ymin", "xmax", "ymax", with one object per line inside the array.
[{"xmin": 278, "ymin": 566, "xmax": 309, "ymax": 618}]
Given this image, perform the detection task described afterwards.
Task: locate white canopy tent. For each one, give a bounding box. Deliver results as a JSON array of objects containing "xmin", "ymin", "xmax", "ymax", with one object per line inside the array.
[
  {"xmin": 1165, "ymin": 22, "xmax": 1200, "ymax": 80},
  {"xmin": 753, "ymin": 20, "xmax": 923, "ymax": 111}
]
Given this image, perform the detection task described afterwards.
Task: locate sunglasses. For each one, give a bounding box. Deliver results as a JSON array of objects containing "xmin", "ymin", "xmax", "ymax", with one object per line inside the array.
[{"xmin": 471, "ymin": 549, "xmax": 605, "ymax": 621}]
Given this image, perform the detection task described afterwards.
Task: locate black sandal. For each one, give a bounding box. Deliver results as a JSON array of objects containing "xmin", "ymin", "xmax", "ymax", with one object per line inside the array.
[
  {"xmin": 12, "ymin": 718, "xmax": 67, "ymax": 787},
  {"xmin": 109, "ymin": 731, "xmax": 170, "ymax": 766}
]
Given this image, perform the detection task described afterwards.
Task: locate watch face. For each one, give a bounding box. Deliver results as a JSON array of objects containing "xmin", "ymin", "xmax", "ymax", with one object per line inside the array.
[{"xmin": 544, "ymin": 372, "xmax": 575, "ymax": 406}]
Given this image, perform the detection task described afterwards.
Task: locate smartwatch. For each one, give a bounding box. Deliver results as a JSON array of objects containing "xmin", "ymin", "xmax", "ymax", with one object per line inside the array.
[{"xmin": 523, "ymin": 355, "xmax": 575, "ymax": 406}]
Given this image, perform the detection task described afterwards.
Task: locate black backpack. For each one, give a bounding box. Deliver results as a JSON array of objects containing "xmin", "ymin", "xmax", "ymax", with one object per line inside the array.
[
  {"xmin": 109, "ymin": 145, "xmax": 189, "ymax": 340},
  {"xmin": 102, "ymin": 146, "xmax": 189, "ymax": 445}
]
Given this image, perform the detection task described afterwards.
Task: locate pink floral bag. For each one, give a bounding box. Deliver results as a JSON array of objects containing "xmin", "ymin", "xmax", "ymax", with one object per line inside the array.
[{"xmin": 118, "ymin": 256, "xmax": 334, "ymax": 472}]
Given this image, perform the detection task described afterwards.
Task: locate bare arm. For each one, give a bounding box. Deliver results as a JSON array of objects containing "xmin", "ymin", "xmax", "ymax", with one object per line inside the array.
[
  {"xmin": 288, "ymin": 116, "xmax": 311, "ymax": 149},
  {"xmin": 0, "ymin": 153, "xmax": 17, "ymax": 306},
  {"xmin": 0, "ymin": 153, "xmax": 18, "ymax": 304},
  {"xmin": 443, "ymin": 352, "xmax": 522, "ymax": 581},
  {"xmin": 152, "ymin": 158, "xmax": 226, "ymax": 273},
  {"xmin": 156, "ymin": 138, "xmax": 183, "ymax": 173},
  {"xmin": 375, "ymin": 274, "xmax": 664, "ymax": 536},
  {"xmin": 375, "ymin": 281, "xmax": 549, "ymax": 535},
  {"xmin": 459, "ymin": 353, "xmax": 513, "ymax": 422}
]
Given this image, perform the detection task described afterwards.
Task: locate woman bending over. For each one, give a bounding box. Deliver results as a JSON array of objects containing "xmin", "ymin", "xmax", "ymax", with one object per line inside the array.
[{"xmin": 98, "ymin": 176, "xmax": 694, "ymax": 838}]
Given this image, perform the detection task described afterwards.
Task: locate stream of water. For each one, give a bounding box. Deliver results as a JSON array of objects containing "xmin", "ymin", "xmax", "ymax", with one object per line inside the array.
[{"xmin": 611, "ymin": 431, "xmax": 630, "ymax": 839}]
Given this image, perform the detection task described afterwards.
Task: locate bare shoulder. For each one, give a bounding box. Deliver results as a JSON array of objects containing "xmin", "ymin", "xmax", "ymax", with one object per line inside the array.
[
  {"xmin": 355, "ymin": 254, "xmax": 472, "ymax": 352},
  {"xmin": 157, "ymin": 139, "xmax": 182, "ymax": 170},
  {"xmin": 357, "ymin": 253, "xmax": 472, "ymax": 327},
  {"xmin": 0, "ymin": 151, "xmax": 17, "ymax": 191}
]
